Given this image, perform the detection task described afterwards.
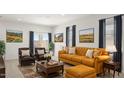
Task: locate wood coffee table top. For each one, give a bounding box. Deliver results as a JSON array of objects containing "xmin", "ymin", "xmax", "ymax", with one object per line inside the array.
[
  {"xmin": 36, "ymin": 60, "xmax": 63, "ymax": 68},
  {"xmin": 36, "ymin": 60, "xmax": 64, "ymax": 77}
]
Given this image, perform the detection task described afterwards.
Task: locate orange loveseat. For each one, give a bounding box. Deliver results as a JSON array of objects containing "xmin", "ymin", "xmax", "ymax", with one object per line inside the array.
[{"xmin": 58, "ymin": 47, "xmax": 110, "ymax": 74}]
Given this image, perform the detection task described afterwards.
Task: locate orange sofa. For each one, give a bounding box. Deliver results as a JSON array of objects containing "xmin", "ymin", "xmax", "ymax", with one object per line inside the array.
[{"xmin": 58, "ymin": 47, "xmax": 110, "ymax": 74}]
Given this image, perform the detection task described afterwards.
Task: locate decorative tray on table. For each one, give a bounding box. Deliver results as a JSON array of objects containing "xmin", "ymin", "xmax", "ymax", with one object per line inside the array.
[{"xmin": 47, "ymin": 61, "xmax": 58, "ymax": 66}]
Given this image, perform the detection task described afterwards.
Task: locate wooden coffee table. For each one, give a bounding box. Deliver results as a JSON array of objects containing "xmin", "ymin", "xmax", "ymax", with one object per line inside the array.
[{"xmin": 36, "ymin": 60, "xmax": 64, "ymax": 78}]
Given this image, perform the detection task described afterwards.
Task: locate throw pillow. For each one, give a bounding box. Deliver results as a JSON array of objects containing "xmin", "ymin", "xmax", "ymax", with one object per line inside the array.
[
  {"xmin": 85, "ymin": 49, "xmax": 93, "ymax": 58},
  {"xmin": 65, "ymin": 47, "xmax": 69, "ymax": 53},
  {"xmin": 38, "ymin": 50, "xmax": 45, "ymax": 55},
  {"xmin": 93, "ymin": 49, "xmax": 102, "ymax": 58},
  {"xmin": 21, "ymin": 50, "xmax": 30, "ymax": 56},
  {"xmin": 68, "ymin": 47, "xmax": 75, "ymax": 55}
]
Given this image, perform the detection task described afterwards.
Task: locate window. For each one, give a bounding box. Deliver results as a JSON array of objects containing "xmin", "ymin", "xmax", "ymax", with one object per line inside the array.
[
  {"xmin": 34, "ymin": 32, "xmax": 49, "ymax": 50},
  {"xmin": 105, "ymin": 18, "xmax": 115, "ymax": 48},
  {"xmin": 34, "ymin": 33, "xmax": 40, "ymax": 41}
]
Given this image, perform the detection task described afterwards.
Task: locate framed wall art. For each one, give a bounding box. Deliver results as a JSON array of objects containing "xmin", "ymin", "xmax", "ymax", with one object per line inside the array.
[
  {"xmin": 54, "ymin": 33, "xmax": 63, "ymax": 42},
  {"xmin": 79, "ymin": 28, "xmax": 94, "ymax": 43},
  {"xmin": 6, "ymin": 30, "xmax": 23, "ymax": 43}
]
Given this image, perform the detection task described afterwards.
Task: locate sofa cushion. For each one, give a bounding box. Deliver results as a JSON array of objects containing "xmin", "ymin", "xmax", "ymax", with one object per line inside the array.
[
  {"xmin": 71, "ymin": 55, "xmax": 83, "ymax": 63},
  {"xmin": 39, "ymin": 54, "xmax": 44, "ymax": 58},
  {"xmin": 65, "ymin": 65, "xmax": 96, "ymax": 77},
  {"xmin": 76, "ymin": 47, "xmax": 88, "ymax": 56},
  {"xmin": 22, "ymin": 56, "xmax": 34, "ymax": 61},
  {"xmin": 82, "ymin": 56, "xmax": 94, "ymax": 67},
  {"xmin": 60, "ymin": 54, "xmax": 75, "ymax": 60}
]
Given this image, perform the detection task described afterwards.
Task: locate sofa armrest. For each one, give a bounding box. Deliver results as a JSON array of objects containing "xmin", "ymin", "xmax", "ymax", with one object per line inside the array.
[
  {"xmin": 95, "ymin": 55, "xmax": 110, "ymax": 63},
  {"xmin": 58, "ymin": 50, "xmax": 67, "ymax": 54},
  {"xmin": 58, "ymin": 50, "xmax": 67, "ymax": 57},
  {"xmin": 94, "ymin": 55, "xmax": 110, "ymax": 74}
]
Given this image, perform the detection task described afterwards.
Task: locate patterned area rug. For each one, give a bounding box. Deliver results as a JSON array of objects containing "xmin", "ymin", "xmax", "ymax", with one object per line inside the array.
[
  {"xmin": 18, "ymin": 65, "xmax": 42, "ymax": 78},
  {"xmin": 18, "ymin": 63, "xmax": 71, "ymax": 78}
]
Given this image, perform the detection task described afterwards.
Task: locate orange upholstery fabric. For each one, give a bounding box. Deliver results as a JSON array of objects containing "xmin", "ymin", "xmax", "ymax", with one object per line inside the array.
[
  {"xmin": 82, "ymin": 57, "xmax": 94, "ymax": 67},
  {"xmin": 65, "ymin": 65, "xmax": 96, "ymax": 78},
  {"xmin": 58, "ymin": 47, "xmax": 110, "ymax": 74},
  {"xmin": 71, "ymin": 55, "xmax": 83, "ymax": 63},
  {"xmin": 60, "ymin": 54, "xmax": 75, "ymax": 60},
  {"xmin": 95, "ymin": 55, "xmax": 110, "ymax": 62},
  {"xmin": 65, "ymin": 73, "xmax": 96, "ymax": 78},
  {"xmin": 75, "ymin": 47, "xmax": 88, "ymax": 56},
  {"xmin": 96, "ymin": 48, "xmax": 108, "ymax": 55},
  {"xmin": 58, "ymin": 50, "xmax": 67, "ymax": 57}
]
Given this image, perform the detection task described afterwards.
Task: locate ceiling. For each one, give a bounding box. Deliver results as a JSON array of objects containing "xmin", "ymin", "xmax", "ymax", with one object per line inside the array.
[{"xmin": 0, "ymin": 14, "xmax": 88, "ymax": 27}]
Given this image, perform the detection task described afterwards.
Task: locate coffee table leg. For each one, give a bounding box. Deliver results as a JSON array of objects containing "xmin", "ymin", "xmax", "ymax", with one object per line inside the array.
[
  {"xmin": 117, "ymin": 69, "xmax": 120, "ymax": 76},
  {"xmin": 45, "ymin": 72, "xmax": 48, "ymax": 78},
  {"xmin": 108, "ymin": 69, "xmax": 110, "ymax": 73},
  {"xmin": 118, "ymin": 72, "xmax": 120, "ymax": 76},
  {"xmin": 103, "ymin": 67, "xmax": 105, "ymax": 76},
  {"xmin": 113, "ymin": 70, "xmax": 115, "ymax": 78},
  {"xmin": 62, "ymin": 66, "xmax": 64, "ymax": 75},
  {"xmin": 36, "ymin": 64, "xmax": 38, "ymax": 72}
]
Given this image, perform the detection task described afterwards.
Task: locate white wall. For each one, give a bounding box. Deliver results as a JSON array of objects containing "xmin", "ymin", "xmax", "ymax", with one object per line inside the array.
[
  {"xmin": 52, "ymin": 15, "xmax": 114, "ymax": 60},
  {"xmin": 0, "ymin": 21, "xmax": 52, "ymax": 60}
]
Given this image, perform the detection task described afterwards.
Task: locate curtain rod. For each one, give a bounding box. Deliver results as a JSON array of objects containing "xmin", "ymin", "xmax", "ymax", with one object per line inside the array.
[{"xmin": 100, "ymin": 14, "xmax": 124, "ymax": 20}]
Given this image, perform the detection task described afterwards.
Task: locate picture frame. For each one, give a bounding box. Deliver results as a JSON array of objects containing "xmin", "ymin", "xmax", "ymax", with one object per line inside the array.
[
  {"xmin": 54, "ymin": 33, "xmax": 63, "ymax": 42},
  {"xmin": 79, "ymin": 28, "xmax": 94, "ymax": 43},
  {"xmin": 6, "ymin": 30, "xmax": 23, "ymax": 43}
]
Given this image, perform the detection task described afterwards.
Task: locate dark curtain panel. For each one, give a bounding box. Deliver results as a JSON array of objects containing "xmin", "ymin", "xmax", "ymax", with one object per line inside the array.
[
  {"xmin": 66, "ymin": 27, "xmax": 69, "ymax": 47},
  {"xmin": 48, "ymin": 33, "xmax": 52, "ymax": 43},
  {"xmin": 113, "ymin": 15, "xmax": 122, "ymax": 71},
  {"xmin": 99, "ymin": 19, "xmax": 106, "ymax": 48},
  {"xmin": 29, "ymin": 31, "xmax": 34, "ymax": 54},
  {"xmin": 72, "ymin": 25, "xmax": 76, "ymax": 47}
]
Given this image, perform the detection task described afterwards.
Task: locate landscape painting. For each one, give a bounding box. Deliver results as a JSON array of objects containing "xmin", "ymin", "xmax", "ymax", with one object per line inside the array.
[
  {"xmin": 6, "ymin": 30, "xmax": 23, "ymax": 43},
  {"xmin": 79, "ymin": 28, "xmax": 94, "ymax": 43},
  {"xmin": 54, "ymin": 33, "xmax": 63, "ymax": 42}
]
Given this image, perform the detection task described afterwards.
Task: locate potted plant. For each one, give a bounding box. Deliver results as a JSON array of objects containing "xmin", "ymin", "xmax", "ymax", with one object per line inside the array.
[
  {"xmin": 0, "ymin": 40, "xmax": 5, "ymax": 57},
  {"xmin": 48, "ymin": 42, "xmax": 54, "ymax": 56}
]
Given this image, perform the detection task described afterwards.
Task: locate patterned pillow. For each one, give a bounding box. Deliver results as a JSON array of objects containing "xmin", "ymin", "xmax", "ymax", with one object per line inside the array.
[
  {"xmin": 68, "ymin": 47, "xmax": 75, "ymax": 54},
  {"xmin": 65, "ymin": 47, "xmax": 69, "ymax": 53},
  {"xmin": 93, "ymin": 49, "xmax": 102, "ymax": 58},
  {"xmin": 85, "ymin": 49, "xmax": 94, "ymax": 58}
]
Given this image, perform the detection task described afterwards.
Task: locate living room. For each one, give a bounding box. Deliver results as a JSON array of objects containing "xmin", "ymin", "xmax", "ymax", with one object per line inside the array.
[
  {"xmin": 1, "ymin": 0, "xmax": 124, "ymax": 93},
  {"xmin": 0, "ymin": 14, "xmax": 124, "ymax": 78}
]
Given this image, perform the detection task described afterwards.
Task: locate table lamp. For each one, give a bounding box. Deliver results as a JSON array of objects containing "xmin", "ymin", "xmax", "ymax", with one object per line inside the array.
[{"xmin": 106, "ymin": 45, "xmax": 117, "ymax": 61}]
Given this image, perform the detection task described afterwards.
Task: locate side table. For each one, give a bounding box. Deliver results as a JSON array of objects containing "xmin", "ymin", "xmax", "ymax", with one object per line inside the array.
[{"xmin": 103, "ymin": 61, "xmax": 120, "ymax": 78}]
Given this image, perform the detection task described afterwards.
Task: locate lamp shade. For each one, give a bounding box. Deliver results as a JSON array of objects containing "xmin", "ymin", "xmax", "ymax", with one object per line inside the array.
[{"xmin": 106, "ymin": 45, "xmax": 117, "ymax": 53}]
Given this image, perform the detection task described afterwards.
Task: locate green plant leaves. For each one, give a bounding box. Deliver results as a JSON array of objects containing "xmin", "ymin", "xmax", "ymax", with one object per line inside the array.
[
  {"xmin": 0, "ymin": 40, "xmax": 5, "ymax": 56},
  {"xmin": 48, "ymin": 42, "xmax": 54, "ymax": 51}
]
